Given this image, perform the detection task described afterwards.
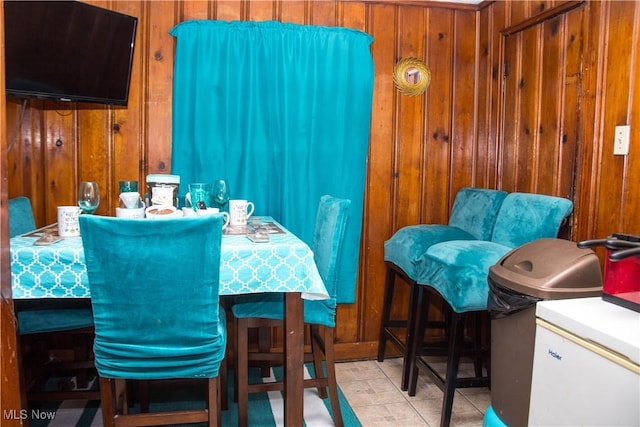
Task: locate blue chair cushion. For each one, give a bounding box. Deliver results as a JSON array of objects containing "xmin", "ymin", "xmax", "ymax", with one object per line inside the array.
[
  {"xmin": 383, "ymin": 188, "xmax": 507, "ymax": 281},
  {"xmin": 384, "ymin": 225, "xmax": 476, "ymax": 281},
  {"xmin": 491, "ymin": 193, "xmax": 573, "ymax": 248},
  {"xmin": 18, "ymin": 308, "xmax": 94, "ymax": 335},
  {"xmin": 448, "ymin": 188, "xmax": 508, "ymax": 240},
  {"xmin": 420, "ymin": 240, "xmax": 512, "ymax": 313}
]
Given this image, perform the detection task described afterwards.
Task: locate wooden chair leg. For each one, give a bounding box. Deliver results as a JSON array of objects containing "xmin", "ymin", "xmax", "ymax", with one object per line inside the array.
[
  {"xmin": 139, "ymin": 380, "xmax": 150, "ymax": 413},
  {"xmin": 99, "ymin": 377, "xmax": 116, "ymax": 427},
  {"xmin": 440, "ymin": 312, "xmax": 465, "ymax": 427},
  {"xmin": 220, "ymin": 355, "xmax": 228, "ymax": 411},
  {"xmin": 310, "ymin": 325, "xmax": 328, "ymax": 399},
  {"xmin": 236, "ymin": 317, "xmax": 249, "ymax": 427},
  {"xmin": 321, "ymin": 326, "xmax": 343, "ymax": 427},
  {"xmin": 208, "ymin": 376, "xmax": 220, "ymax": 426},
  {"xmin": 258, "ymin": 327, "xmax": 271, "ymax": 377}
]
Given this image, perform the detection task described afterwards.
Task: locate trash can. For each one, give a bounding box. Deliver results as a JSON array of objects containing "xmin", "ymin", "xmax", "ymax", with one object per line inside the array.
[{"xmin": 485, "ymin": 238, "xmax": 602, "ymax": 427}]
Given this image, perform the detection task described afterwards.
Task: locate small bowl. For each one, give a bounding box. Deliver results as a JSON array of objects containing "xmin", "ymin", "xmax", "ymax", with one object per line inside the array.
[
  {"xmin": 116, "ymin": 207, "xmax": 145, "ymax": 219},
  {"xmin": 145, "ymin": 205, "xmax": 183, "ymax": 219}
]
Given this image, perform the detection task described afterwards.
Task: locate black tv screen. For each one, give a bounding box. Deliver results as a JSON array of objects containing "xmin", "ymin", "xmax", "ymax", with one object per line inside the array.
[{"xmin": 4, "ymin": 1, "xmax": 137, "ymax": 106}]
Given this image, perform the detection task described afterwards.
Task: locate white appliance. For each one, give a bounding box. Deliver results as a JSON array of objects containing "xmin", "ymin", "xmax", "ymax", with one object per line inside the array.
[{"xmin": 528, "ymin": 297, "xmax": 640, "ymax": 426}]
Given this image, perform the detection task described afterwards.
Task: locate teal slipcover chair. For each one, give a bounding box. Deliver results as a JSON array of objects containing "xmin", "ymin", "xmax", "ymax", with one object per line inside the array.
[
  {"xmin": 80, "ymin": 215, "xmax": 226, "ymax": 426},
  {"xmin": 231, "ymin": 195, "xmax": 350, "ymax": 427},
  {"xmin": 378, "ymin": 188, "xmax": 508, "ymax": 390},
  {"xmin": 409, "ymin": 192, "xmax": 573, "ymax": 427},
  {"xmin": 10, "ymin": 197, "xmax": 96, "ymax": 401},
  {"xmin": 8, "ymin": 196, "xmax": 36, "ymax": 238}
]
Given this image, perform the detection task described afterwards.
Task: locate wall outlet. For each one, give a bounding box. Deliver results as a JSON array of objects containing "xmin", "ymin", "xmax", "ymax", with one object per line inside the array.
[{"xmin": 614, "ymin": 125, "xmax": 630, "ymax": 155}]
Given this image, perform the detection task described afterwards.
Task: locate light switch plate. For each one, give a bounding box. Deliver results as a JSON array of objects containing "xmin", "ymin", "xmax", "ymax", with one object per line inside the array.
[{"xmin": 614, "ymin": 125, "xmax": 630, "ymax": 155}]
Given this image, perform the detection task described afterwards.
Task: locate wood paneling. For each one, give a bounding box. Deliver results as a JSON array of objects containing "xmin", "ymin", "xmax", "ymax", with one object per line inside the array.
[
  {"xmin": 1, "ymin": 1, "xmax": 24, "ymax": 422},
  {"xmin": 4, "ymin": 1, "xmax": 640, "ymax": 370}
]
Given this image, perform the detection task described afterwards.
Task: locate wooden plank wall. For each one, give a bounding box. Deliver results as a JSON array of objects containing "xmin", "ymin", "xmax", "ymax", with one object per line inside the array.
[{"xmin": 4, "ymin": 0, "xmax": 639, "ymax": 362}]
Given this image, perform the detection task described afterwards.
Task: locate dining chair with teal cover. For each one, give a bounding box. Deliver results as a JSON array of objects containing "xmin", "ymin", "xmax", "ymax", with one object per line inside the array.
[
  {"xmin": 408, "ymin": 192, "xmax": 573, "ymax": 427},
  {"xmin": 378, "ymin": 188, "xmax": 508, "ymax": 390},
  {"xmin": 231, "ymin": 195, "xmax": 351, "ymax": 427},
  {"xmin": 79, "ymin": 214, "xmax": 226, "ymax": 426},
  {"xmin": 8, "ymin": 196, "xmax": 36, "ymax": 237},
  {"xmin": 10, "ymin": 196, "xmax": 97, "ymax": 401}
]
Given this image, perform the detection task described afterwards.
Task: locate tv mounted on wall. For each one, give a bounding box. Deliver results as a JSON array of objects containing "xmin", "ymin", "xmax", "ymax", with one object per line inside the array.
[{"xmin": 4, "ymin": 1, "xmax": 138, "ymax": 106}]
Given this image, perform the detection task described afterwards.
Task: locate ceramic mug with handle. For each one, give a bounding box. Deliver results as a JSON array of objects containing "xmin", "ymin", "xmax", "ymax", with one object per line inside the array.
[
  {"xmin": 228, "ymin": 199, "xmax": 255, "ymax": 226},
  {"xmin": 57, "ymin": 206, "xmax": 82, "ymax": 237}
]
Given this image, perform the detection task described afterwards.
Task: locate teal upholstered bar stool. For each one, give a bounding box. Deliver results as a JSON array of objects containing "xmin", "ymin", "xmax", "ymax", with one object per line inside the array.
[
  {"xmin": 80, "ymin": 215, "xmax": 227, "ymax": 426},
  {"xmin": 10, "ymin": 196, "xmax": 97, "ymax": 401},
  {"xmin": 231, "ymin": 195, "xmax": 351, "ymax": 427},
  {"xmin": 378, "ymin": 188, "xmax": 507, "ymax": 390},
  {"xmin": 409, "ymin": 192, "xmax": 573, "ymax": 427}
]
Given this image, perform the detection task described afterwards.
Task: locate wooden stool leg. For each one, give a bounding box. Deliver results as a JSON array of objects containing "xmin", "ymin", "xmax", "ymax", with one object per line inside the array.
[
  {"xmin": 377, "ymin": 266, "xmax": 397, "ymax": 362},
  {"xmin": 408, "ymin": 286, "xmax": 429, "ymax": 395},
  {"xmin": 441, "ymin": 312, "xmax": 465, "ymax": 427},
  {"xmin": 402, "ymin": 282, "xmax": 424, "ymax": 391}
]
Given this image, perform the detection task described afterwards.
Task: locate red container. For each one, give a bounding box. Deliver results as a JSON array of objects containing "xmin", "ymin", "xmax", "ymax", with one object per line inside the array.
[{"xmin": 602, "ymin": 234, "xmax": 640, "ymax": 312}]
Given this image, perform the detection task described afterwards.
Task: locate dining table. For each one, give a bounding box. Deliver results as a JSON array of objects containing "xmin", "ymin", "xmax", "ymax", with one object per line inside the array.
[{"xmin": 10, "ymin": 216, "xmax": 327, "ymax": 426}]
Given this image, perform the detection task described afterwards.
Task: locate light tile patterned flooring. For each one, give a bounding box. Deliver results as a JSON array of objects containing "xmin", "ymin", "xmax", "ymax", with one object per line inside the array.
[{"xmin": 335, "ymin": 357, "xmax": 491, "ymax": 427}]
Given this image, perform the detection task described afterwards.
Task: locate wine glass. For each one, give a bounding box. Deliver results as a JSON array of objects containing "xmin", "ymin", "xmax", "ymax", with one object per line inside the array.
[
  {"xmin": 78, "ymin": 181, "xmax": 100, "ymax": 214},
  {"xmin": 211, "ymin": 179, "xmax": 229, "ymax": 210}
]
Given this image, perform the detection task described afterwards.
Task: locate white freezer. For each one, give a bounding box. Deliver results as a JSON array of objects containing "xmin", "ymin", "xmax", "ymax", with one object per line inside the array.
[{"xmin": 528, "ymin": 297, "xmax": 640, "ymax": 426}]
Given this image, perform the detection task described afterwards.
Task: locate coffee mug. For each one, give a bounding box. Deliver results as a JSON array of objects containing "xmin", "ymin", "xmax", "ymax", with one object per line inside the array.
[
  {"xmin": 119, "ymin": 192, "xmax": 142, "ymax": 209},
  {"xmin": 185, "ymin": 183, "xmax": 213, "ymax": 210},
  {"xmin": 57, "ymin": 206, "xmax": 81, "ymax": 237},
  {"xmin": 229, "ymin": 199, "xmax": 255, "ymax": 226},
  {"xmin": 196, "ymin": 208, "xmax": 230, "ymax": 229}
]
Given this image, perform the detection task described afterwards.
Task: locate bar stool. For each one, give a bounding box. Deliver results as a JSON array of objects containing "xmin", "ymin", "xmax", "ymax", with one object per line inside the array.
[
  {"xmin": 408, "ymin": 192, "xmax": 573, "ymax": 427},
  {"xmin": 377, "ymin": 188, "xmax": 507, "ymax": 390}
]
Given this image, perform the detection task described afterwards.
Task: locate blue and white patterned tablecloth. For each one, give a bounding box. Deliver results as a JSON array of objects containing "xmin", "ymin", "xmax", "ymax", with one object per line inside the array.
[{"xmin": 11, "ymin": 218, "xmax": 328, "ymax": 301}]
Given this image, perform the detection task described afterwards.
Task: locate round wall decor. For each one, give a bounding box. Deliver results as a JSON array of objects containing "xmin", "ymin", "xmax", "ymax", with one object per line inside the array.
[{"xmin": 393, "ymin": 57, "xmax": 431, "ymax": 96}]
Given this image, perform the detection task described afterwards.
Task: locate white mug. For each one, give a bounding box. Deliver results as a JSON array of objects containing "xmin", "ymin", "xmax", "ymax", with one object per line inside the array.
[
  {"xmin": 196, "ymin": 207, "xmax": 230, "ymax": 229},
  {"xmin": 57, "ymin": 206, "xmax": 81, "ymax": 237},
  {"xmin": 229, "ymin": 200, "xmax": 255, "ymax": 226}
]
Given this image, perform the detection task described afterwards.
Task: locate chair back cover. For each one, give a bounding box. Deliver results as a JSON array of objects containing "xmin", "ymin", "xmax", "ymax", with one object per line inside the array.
[
  {"xmin": 313, "ymin": 195, "xmax": 351, "ymax": 303},
  {"xmin": 79, "ymin": 215, "xmax": 226, "ymax": 379},
  {"xmin": 9, "ymin": 196, "xmax": 36, "ymax": 237},
  {"xmin": 491, "ymin": 192, "xmax": 573, "ymax": 248},
  {"xmin": 447, "ymin": 188, "xmax": 508, "ymax": 240}
]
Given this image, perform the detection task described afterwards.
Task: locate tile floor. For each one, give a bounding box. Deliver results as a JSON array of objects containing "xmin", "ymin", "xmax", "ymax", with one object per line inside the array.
[{"xmin": 335, "ymin": 357, "xmax": 491, "ymax": 427}]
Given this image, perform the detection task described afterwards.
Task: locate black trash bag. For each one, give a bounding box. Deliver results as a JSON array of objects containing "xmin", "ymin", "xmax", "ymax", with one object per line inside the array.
[{"xmin": 487, "ymin": 277, "xmax": 542, "ymax": 319}]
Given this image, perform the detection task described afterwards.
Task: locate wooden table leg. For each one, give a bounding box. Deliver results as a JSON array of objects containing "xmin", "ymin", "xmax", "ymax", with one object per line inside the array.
[{"xmin": 283, "ymin": 292, "xmax": 304, "ymax": 425}]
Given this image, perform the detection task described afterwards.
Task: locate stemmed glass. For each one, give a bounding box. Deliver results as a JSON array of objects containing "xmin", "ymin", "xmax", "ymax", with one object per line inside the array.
[
  {"xmin": 78, "ymin": 181, "xmax": 100, "ymax": 214},
  {"xmin": 212, "ymin": 179, "xmax": 229, "ymax": 210}
]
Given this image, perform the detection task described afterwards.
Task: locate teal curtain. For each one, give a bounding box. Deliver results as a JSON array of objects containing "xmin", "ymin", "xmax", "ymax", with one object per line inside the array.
[{"xmin": 170, "ymin": 20, "xmax": 374, "ymax": 303}]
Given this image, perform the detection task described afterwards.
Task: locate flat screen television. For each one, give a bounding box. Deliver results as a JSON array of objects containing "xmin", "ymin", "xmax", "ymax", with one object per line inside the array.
[{"xmin": 4, "ymin": 1, "xmax": 138, "ymax": 106}]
